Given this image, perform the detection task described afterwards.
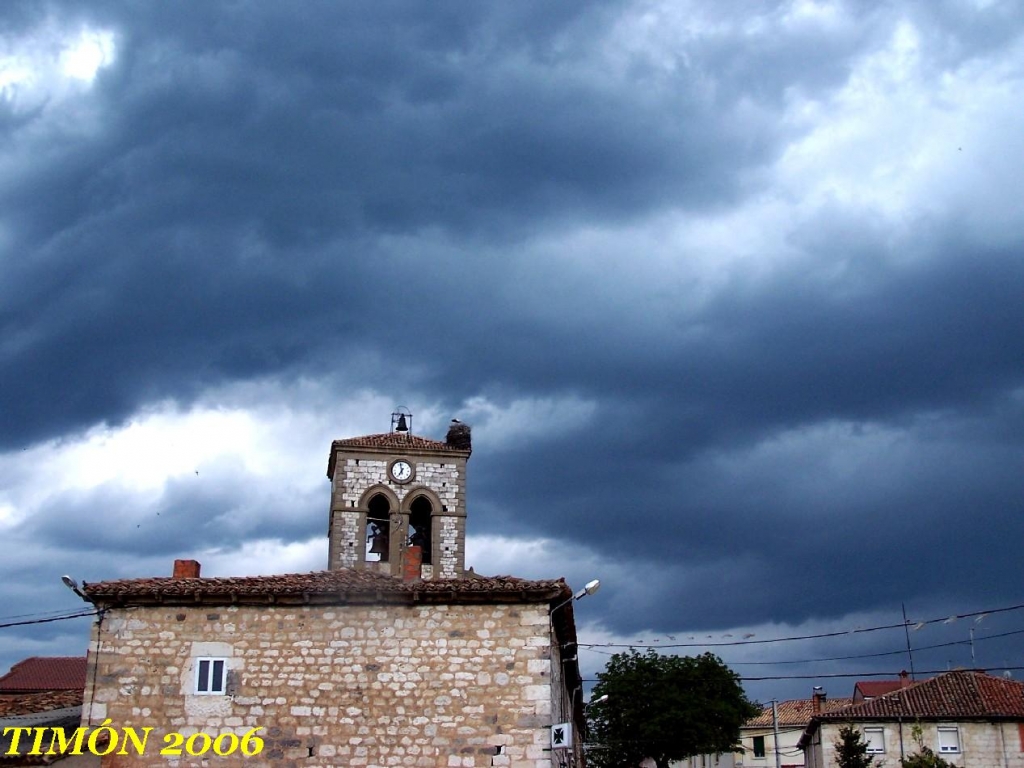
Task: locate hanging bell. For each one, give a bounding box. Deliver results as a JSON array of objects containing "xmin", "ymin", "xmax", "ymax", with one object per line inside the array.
[
  {"xmin": 369, "ymin": 530, "xmax": 387, "ymax": 554},
  {"xmin": 395, "ymin": 414, "xmax": 409, "ymax": 432}
]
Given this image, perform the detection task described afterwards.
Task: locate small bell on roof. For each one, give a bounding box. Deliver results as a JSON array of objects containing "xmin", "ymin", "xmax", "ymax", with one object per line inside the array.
[{"xmin": 391, "ymin": 407, "xmax": 412, "ymax": 433}]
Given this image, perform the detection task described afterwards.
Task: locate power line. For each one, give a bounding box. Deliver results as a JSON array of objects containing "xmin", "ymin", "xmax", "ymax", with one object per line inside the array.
[
  {"xmin": 582, "ymin": 666, "xmax": 1024, "ymax": 684},
  {"xmin": 0, "ymin": 606, "xmax": 92, "ymax": 621},
  {"xmin": 577, "ymin": 600, "xmax": 1024, "ymax": 650},
  {"xmin": 719, "ymin": 627, "xmax": 1024, "ymax": 666},
  {"xmin": 0, "ymin": 610, "xmax": 97, "ymax": 630}
]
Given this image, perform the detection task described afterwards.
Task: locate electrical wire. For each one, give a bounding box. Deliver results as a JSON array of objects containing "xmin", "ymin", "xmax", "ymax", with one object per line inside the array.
[
  {"xmin": 577, "ymin": 600, "xmax": 1024, "ymax": 650},
  {"xmin": 0, "ymin": 606, "xmax": 93, "ymax": 621},
  {"xmin": 0, "ymin": 610, "xmax": 97, "ymax": 630},
  {"xmin": 582, "ymin": 666, "xmax": 1024, "ymax": 683},
  {"xmin": 716, "ymin": 627, "xmax": 1024, "ymax": 666}
]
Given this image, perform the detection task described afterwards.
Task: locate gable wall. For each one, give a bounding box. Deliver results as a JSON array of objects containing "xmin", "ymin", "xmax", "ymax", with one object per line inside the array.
[
  {"xmin": 811, "ymin": 720, "xmax": 1024, "ymax": 768},
  {"xmin": 82, "ymin": 601, "xmax": 563, "ymax": 768}
]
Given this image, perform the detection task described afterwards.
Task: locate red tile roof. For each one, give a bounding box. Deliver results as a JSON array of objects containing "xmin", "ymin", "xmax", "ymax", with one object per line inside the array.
[
  {"xmin": 82, "ymin": 568, "xmax": 570, "ymax": 608},
  {"xmin": 746, "ymin": 698, "xmax": 853, "ymax": 727},
  {"xmin": 0, "ymin": 689, "xmax": 82, "ymax": 717},
  {"xmin": 327, "ymin": 432, "xmax": 468, "ymax": 477},
  {"xmin": 854, "ymin": 680, "xmax": 908, "ymax": 700},
  {"xmin": 0, "ymin": 658, "xmax": 86, "ymax": 694},
  {"xmin": 819, "ymin": 670, "xmax": 1024, "ymax": 720}
]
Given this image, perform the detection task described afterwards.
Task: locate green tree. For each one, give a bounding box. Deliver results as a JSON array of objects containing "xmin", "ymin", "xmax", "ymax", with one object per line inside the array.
[
  {"xmin": 833, "ymin": 725, "xmax": 874, "ymax": 768},
  {"xmin": 900, "ymin": 746, "xmax": 959, "ymax": 768},
  {"xmin": 586, "ymin": 649, "xmax": 758, "ymax": 768},
  {"xmin": 900, "ymin": 725, "xmax": 959, "ymax": 768}
]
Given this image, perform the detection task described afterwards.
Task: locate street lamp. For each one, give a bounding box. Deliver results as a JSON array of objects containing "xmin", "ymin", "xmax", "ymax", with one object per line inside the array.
[
  {"xmin": 61, "ymin": 575, "xmax": 86, "ymax": 600},
  {"xmin": 550, "ymin": 579, "xmax": 601, "ymax": 614}
]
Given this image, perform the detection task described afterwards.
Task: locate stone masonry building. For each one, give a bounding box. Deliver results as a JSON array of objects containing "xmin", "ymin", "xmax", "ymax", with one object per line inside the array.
[
  {"xmin": 799, "ymin": 670, "xmax": 1024, "ymax": 768},
  {"xmin": 76, "ymin": 417, "xmax": 586, "ymax": 768}
]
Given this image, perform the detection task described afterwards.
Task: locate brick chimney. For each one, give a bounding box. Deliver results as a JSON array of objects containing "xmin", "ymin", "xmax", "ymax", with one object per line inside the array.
[
  {"xmin": 402, "ymin": 546, "xmax": 423, "ymax": 582},
  {"xmin": 173, "ymin": 559, "xmax": 201, "ymax": 579},
  {"xmin": 899, "ymin": 670, "xmax": 911, "ymax": 688},
  {"xmin": 811, "ymin": 688, "xmax": 827, "ymax": 714}
]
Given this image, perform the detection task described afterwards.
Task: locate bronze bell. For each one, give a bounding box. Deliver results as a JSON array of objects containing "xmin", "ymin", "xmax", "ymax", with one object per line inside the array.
[
  {"xmin": 368, "ymin": 526, "xmax": 388, "ymax": 554},
  {"xmin": 395, "ymin": 414, "xmax": 408, "ymax": 432}
]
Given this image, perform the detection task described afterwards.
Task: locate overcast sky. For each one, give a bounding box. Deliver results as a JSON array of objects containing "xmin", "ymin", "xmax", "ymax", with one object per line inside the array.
[{"xmin": 3, "ymin": 0, "xmax": 1024, "ymax": 704}]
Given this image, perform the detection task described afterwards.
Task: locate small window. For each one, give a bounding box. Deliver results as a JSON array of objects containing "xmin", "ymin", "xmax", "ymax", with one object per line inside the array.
[
  {"xmin": 864, "ymin": 728, "xmax": 885, "ymax": 754},
  {"xmin": 937, "ymin": 727, "xmax": 960, "ymax": 753},
  {"xmin": 753, "ymin": 736, "xmax": 766, "ymax": 758},
  {"xmin": 195, "ymin": 658, "xmax": 226, "ymax": 695}
]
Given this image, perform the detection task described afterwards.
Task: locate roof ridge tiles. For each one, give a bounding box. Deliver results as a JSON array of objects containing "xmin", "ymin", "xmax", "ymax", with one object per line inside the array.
[
  {"xmin": 817, "ymin": 670, "xmax": 1024, "ymax": 720},
  {"xmin": 81, "ymin": 568, "xmax": 569, "ymax": 606}
]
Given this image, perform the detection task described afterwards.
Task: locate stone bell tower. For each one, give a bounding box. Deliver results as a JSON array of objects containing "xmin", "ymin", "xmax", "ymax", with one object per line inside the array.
[{"xmin": 326, "ymin": 409, "xmax": 472, "ymax": 580}]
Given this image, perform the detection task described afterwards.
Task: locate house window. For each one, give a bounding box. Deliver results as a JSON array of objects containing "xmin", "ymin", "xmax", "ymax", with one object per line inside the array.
[
  {"xmin": 195, "ymin": 658, "xmax": 226, "ymax": 695},
  {"xmin": 753, "ymin": 736, "xmax": 766, "ymax": 758},
  {"xmin": 864, "ymin": 728, "xmax": 885, "ymax": 754},
  {"xmin": 937, "ymin": 727, "xmax": 960, "ymax": 753}
]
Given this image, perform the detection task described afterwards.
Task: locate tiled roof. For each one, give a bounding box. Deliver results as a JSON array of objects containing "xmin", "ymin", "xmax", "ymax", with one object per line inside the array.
[
  {"xmin": 0, "ymin": 705, "xmax": 85, "ymax": 765},
  {"xmin": 0, "ymin": 658, "xmax": 86, "ymax": 694},
  {"xmin": 327, "ymin": 432, "xmax": 468, "ymax": 477},
  {"xmin": 854, "ymin": 680, "xmax": 907, "ymax": 699},
  {"xmin": 83, "ymin": 569, "xmax": 569, "ymax": 607},
  {"xmin": 0, "ymin": 689, "xmax": 83, "ymax": 717},
  {"xmin": 332, "ymin": 432, "xmax": 458, "ymax": 450},
  {"xmin": 746, "ymin": 698, "xmax": 853, "ymax": 727},
  {"xmin": 818, "ymin": 670, "xmax": 1024, "ymax": 720}
]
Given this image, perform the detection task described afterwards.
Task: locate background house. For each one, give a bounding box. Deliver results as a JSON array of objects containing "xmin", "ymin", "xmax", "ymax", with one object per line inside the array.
[
  {"xmin": 0, "ymin": 657, "xmax": 94, "ymax": 767},
  {"xmin": 735, "ymin": 692, "xmax": 854, "ymax": 768},
  {"xmin": 800, "ymin": 670, "xmax": 1024, "ymax": 768},
  {"xmin": 673, "ymin": 691, "xmax": 852, "ymax": 768},
  {"xmin": 0, "ymin": 658, "xmax": 86, "ymax": 697}
]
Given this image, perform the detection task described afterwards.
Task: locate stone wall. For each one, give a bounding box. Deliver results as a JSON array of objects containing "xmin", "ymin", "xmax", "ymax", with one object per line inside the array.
[
  {"xmin": 333, "ymin": 457, "xmax": 464, "ymax": 512},
  {"xmin": 810, "ymin": 720, "xmax": 1024, "ymax": 768},
  {"xmin": 327, "ymin": 452, "xmax": 468, "ymax": 579},
  {"xmin": 82, "ymin": 601, "xmax": 567, "ymax": 768}
]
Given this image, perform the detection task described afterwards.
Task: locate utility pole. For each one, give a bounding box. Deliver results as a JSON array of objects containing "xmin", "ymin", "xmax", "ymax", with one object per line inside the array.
[
  {"xmin": 902, "ymin": 603, "xmax": 916, "ymax": 680},
  {"xmin": 771, "ymin": 700, "xmax": 782, "ymax": 768}
]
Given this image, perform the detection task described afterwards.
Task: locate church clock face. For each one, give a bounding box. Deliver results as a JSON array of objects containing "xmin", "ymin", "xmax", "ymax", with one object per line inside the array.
[{"xmin": 389, "ymin": 459, "xmax": 414, "ymax": 484}]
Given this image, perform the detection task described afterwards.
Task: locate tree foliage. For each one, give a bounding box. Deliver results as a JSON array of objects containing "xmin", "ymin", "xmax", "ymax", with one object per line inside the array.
[
  {"xmin": 900, "ymin": 746, "xmax": 959, "ymax": 768},
  {"xmin": 834, "ymin": 725, "xmax": 875, "ymax": 768},
  {"xmin": 586, "ymin": 649, "xmax": 758, "ymax": 768},
  {"xmin": 900, "ymin": 726, "xmax": 959, "ymax": 768}
]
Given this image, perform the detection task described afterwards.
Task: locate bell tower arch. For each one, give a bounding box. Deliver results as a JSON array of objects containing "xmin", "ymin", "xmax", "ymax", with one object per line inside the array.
[{"xmin": 326, "ymin": 411, "xmax": 472, "ymax": 580}]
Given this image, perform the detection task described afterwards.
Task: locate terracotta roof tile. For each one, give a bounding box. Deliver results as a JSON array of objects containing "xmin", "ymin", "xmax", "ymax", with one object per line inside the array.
[
  {"xmin": 746, "ymin": 698, "xmax": 853, "ymax": 727},
  {"xmin": 854, "ymin": 680, "xmax": 908, "ymax": 699},
  {"xmin": 0, "ymin": 689, "xmax": 83, "ymax": 717},
  {"xmin": 819, "ymin": 670, "xmax": 1024, "ymax": 720},
  {"xmin": 332, "ymin": 433, "xmax": 459, "ymax": 451},
  {"xmin": 0, "ymin": 658, "xmax": 86, "ymax": 694},
  {"xmin": 0, "ymin": 704, "xmax": 85, "ymax": 765},
  {"xmin": 82, "ymin": 569, "xmax": 569, "ymax": 607}
]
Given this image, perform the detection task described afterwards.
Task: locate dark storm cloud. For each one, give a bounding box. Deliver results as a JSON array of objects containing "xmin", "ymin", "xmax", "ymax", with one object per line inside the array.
[
  {"xmin": 4, "ymin": 0, "xmax": 1024, "ymax": 692},
  {"xmin": 1, "ymin": 0, "xmax": 800, "ymax": 448}
]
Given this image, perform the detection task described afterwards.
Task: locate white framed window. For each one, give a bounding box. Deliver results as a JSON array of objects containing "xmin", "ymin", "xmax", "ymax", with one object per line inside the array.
[
  {"xmin": 937, "ymin": 726, "xmax": 961, "ymax": 753},
  {"xmin": 194, "ymin": 657, "xmax": 227, "ymax": 695},
  {"xmin": 864, "ymin": 727, "xmax": 885, "ymax": 754}
]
